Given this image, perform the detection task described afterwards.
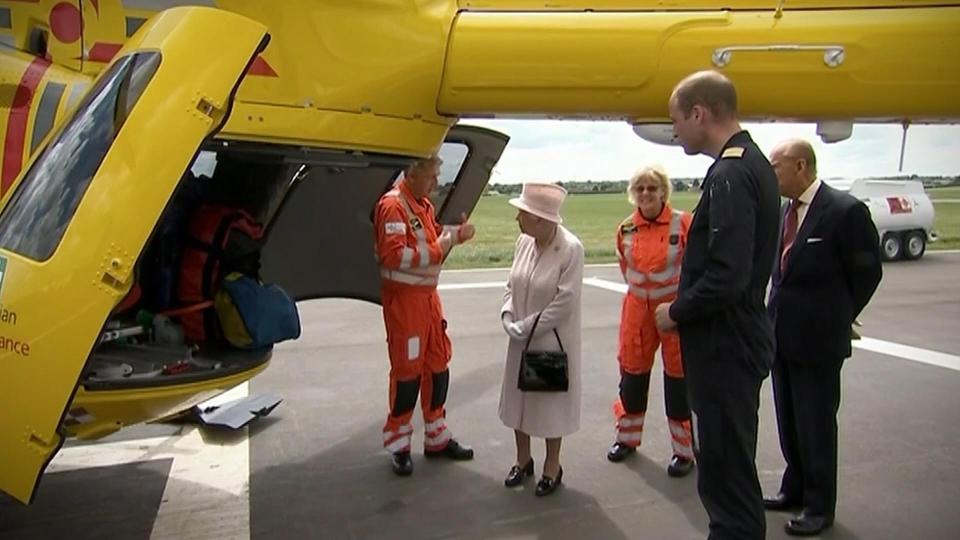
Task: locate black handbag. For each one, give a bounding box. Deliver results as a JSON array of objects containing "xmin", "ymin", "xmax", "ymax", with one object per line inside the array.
[{"xmin": 517, "ymin": 313, "xmax": 569, "ymax": 392}]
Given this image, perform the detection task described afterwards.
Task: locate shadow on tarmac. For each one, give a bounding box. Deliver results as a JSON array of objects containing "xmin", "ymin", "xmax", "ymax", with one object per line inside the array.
[{"xmin": 249, "ymin": 361, "xmax": 632, "ymax": 540}]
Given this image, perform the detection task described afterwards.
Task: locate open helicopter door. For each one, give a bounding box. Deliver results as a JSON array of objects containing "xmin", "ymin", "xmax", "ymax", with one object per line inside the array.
[
  {"xmin": 261, "ymin": 124, "xmax": 509, "ymax": 304},
  {"xmin": 0, "ymin": 8, "xmax": 268, "ymax": 504}
]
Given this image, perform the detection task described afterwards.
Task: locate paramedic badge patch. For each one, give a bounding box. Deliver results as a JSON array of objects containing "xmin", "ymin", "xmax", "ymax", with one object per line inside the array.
[
  {"xmin": 410, "ymin": 217, "xmax": 423, "ymax": 231},
  {"xmin": 385, "ymin": 222, "xmax": 406, "ymax": 235}
]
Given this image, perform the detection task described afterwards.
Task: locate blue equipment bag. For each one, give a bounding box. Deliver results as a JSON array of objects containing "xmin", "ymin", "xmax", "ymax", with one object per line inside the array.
[{"xmin": 215, "ymin": 273, "xmax": 301, "ymax": 349}]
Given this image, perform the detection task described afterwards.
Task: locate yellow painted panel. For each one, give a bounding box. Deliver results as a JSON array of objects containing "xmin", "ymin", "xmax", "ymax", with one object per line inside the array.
[
  {"xmin": 222, "ymin": 101, "xmax": 454, "ymax": 157},
  {"xmin": 67, "ymin": 361, "xmax": 270, "ymax": 440},
  {"xmin": 439, "ymin": 8, "xmax": 960, "ymax": 121},
  {"xmin": 0, "ymin": 6, "xmax": 267, "ymax": 505},
  {"xmin": 458, "ymin": 0, "xmax": 960, "ymax": 9},
  {"xmin": 229, "ymin": 0, "xmax": 458, "ymax": 126}
]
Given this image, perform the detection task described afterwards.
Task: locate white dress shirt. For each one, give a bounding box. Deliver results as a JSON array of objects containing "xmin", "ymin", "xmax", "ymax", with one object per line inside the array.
[{"xmin": 794, "ymin": 178, "xmax": 822, "ymax": 230}]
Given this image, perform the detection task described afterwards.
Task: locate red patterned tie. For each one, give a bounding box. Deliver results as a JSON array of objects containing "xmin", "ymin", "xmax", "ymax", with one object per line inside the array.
[{"xmin": 780, "ymin": 200, "xmax": 799, "ymax": 273}]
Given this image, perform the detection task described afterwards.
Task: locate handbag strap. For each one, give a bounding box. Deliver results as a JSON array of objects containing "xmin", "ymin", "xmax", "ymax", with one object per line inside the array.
[{"xmin": 522, "ymin": 312, "xmax": 565, "ymax": 353}]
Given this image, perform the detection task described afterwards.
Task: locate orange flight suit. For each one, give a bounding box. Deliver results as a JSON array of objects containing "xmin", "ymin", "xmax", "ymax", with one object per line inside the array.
[
  {"xmin": 614, "ymin": 204, "xmax": 694, "ymax": 460},
  {"xmin": 375, "ymin": 179, "xmax": 465, "ymax": 454}
]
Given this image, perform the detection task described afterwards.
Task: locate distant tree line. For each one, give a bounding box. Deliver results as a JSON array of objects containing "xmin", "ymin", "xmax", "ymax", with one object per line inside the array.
[
  {"xmin": 486, "ymin": 175, "xmax": 959, "ymax": 195},
  {"xmin": 487, "ymin": 178, "xmax": 700, "ymax": 196}
]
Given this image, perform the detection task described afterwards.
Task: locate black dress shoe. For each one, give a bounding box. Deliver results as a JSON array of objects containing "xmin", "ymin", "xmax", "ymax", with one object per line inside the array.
[
  {"xmin": 504, "ymin": 458, "xmax": 534, "ymax": 487},
  {"xmin": 763, "ymin": 493, "xmax": 802, "ymax": 512},
  {"xmin": 785, "ymin": 512, "xmax": 834, "ymax": 536},
  {"xmin": 424, "ymin": 438, "xmax": 475, "ymax": 460},
  {"xmin": 606, "ymin": 442, "xmax": 636, "ymax": 463},
  {"xmin": 535, "ymin": 467, "xmax": 563, "ymax": 497},
  {"xmin": 666, "ymin": 455, "xmax": 695, "ymax": 477},
  {"xmin": 391, "ymin": 451, "xmax": 413, "ymax": 476}
]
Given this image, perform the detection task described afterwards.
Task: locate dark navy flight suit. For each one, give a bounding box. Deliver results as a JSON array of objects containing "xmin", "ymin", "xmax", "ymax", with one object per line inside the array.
[{"xmin": 669, "ymin": 130, "xmax": 781, "ymax": 540}]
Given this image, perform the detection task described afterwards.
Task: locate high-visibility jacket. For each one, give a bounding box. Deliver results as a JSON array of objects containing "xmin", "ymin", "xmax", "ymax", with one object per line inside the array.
[
  {"xmin": 617, "ymin": 204, "xmax": 692, "ymax": 304},
  {"xmin": 613, "ymin": 203, "xmax": 694, "ymax": 458},
  {"xmin": 374, "ymin": 179, "xmax": 462, "ymax": 454},
  {"xmin": 374, "ymin": 180, "xmax": 463, "ymax": 290}
]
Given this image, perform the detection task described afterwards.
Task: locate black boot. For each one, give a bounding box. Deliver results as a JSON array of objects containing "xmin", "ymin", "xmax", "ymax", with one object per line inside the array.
[
  {"xmin": 391, "ymin": 451, "xmax": 413, "ymax": 476},
  {"xmin": 424, "ymin": 438, "xmax": 474, "ymax": 460},
  {"xmin": 607, "ymin": 442, "xmax": 636, "ymax": 463},
  {"xmin": 504, "ymin": 458, "xmax": 534, "ymax": 487},
  {"xmin": 666, "ymin": 455, "xmax": 694, "ymax": 477}
]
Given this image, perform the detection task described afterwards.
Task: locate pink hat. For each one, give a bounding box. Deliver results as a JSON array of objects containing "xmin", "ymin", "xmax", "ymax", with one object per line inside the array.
[{"xmin": 508, "ymin": 182, "xmax": 568, "ymax": 224}]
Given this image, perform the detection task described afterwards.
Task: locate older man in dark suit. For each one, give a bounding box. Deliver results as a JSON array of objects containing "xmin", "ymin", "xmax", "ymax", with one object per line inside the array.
[{"xmin": 764, "ymin": 139, "xmax": 883, "ymax": 536}]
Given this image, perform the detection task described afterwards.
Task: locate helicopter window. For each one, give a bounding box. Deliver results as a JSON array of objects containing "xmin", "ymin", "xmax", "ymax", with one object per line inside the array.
[
  {"xmin": 430, "ymin": 141, "xmax": 469, "ymax": 210},
  {"xmin": 0, "ymin": 51, "xmax": 160, "ymax": 261}
]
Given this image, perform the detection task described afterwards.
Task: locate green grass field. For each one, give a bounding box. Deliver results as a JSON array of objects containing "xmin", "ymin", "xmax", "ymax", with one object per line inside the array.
[
  {"xmin": 446, "ymin": 187, "xmax": 959, "ymax": 269},
  {"xmin": 929, "ymin": 187, "xmax": 960, "ymax": 250},
  {"xmin": 928, "ymin": 186, "xmax": 960, "ymax": 200}
]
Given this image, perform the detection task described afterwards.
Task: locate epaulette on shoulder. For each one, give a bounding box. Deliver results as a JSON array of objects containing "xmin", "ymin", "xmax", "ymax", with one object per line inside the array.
[
  {"xmin": 721, "ymin": 146, "xmax": 745, "ymax": 159},
  {"xmin": 620, "ymin": 217, "xmax": 637, "ymax": 233}
]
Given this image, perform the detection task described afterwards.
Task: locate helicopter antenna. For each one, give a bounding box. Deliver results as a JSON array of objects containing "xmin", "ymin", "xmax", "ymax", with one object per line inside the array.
[{"xmin": 898, "ymin": 120, "xmax": 910, "ymax": 173}]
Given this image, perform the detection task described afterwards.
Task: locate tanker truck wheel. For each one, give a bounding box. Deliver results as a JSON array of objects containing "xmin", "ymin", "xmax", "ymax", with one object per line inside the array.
[
  {"xmin": 881, "ymin": 232, "xmax": 903, "ymax": 261},
  {"xmin": 904, "ymin": 231, "xmax": 926, "ymax": 260}
]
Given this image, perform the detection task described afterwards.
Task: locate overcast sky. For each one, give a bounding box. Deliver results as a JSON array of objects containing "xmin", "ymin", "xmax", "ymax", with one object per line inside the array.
[{"xmin": 458, "ymin": 119, "xmax": 960, "ymax": 183}]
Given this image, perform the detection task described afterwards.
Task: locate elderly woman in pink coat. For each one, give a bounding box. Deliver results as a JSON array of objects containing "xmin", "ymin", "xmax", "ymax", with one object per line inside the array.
[{"xmin": 499, "ymin": 182, "xmax": 584, "ymax": 497}]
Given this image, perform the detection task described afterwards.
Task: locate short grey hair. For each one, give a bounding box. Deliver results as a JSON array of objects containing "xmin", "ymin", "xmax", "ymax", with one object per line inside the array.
[
  {"xmin": 406, "ymin": 154, "xmax": 442, "ymax": 175},
  {"xmin": 778, "ymin": 138, "xmax": 818, "ymax": 178}
]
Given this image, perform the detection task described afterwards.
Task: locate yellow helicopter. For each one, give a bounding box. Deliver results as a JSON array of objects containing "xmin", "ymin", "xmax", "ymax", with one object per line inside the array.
[{"xmin": 0, "ymin": 0, "xmax": 957, "ymax": 504}]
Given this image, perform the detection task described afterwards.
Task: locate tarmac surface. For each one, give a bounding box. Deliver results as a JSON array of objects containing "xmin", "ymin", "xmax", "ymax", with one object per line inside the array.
[{"xmin": 3, "ymin": 252, "xmax": 959, "ymax": 539}]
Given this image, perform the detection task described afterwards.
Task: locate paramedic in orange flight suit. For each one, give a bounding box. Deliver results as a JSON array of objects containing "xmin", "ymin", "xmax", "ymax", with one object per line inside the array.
[
  {"xmin": 608, "ymin": 166, "xmax": 696, "ymax": 478},
  {"xmin": 375, "ymin": 156, "xmax": 476, "ymax": 476}
]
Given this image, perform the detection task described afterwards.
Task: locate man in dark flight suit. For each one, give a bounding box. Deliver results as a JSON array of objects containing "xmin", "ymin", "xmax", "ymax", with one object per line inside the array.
[
  {"xmin": 764, "ymin": 139, "xmax": 882, "ymax": 536},
  {"xmin": 655, "ymin": 70, "xmax": 780, "ymax": 540}
]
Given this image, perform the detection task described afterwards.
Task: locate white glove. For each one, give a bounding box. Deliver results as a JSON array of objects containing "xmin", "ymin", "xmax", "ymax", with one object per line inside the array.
[
  {"xmin": 501, "ymin": 312, "xmax": 514, "ymax": 336},
  {"xmin": 506, "ymin": 320, "xmax": 526, "ymax": 340}
]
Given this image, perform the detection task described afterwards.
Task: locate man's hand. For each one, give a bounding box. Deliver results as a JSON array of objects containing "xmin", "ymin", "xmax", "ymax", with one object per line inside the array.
[
  {"xmin": 458, "ymin": 213, "xmax": 476, "ymax": 244},
  {"xmin": 438, "ymin": 229, "xmax": 454, "ymax": 253},
  {"xmin": 654, "ymin": 302, "xmax": 677, "ymax": 332}
]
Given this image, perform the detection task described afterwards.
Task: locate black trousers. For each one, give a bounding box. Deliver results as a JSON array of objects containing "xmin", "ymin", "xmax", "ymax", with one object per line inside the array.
[
  {"xmin": 772, "ymin": 353, "xmax": 843, "ymax": 518},
  {"xmin": 685, "ymin": 352, "xmax": 766, "ymax": 540}
]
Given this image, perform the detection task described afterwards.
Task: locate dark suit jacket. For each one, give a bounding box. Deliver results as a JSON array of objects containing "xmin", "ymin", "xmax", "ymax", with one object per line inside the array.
[{"xmin": 768, "ymin": 183, "xmax": 883, "ymax": 364}]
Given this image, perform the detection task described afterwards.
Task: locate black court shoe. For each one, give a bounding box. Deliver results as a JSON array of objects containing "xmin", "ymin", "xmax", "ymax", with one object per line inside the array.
[
  {"xmin": 391, "ymin": 451, "xmax": 413, "ymax": 476},
  {"xmin": 424, "ymin": 438, "xmax": 475, "ymax": 460},
  {"xmin": 607, "ymin": 442, "xmax": 636, "ymax": 463},
  {"xmin": 666, "ymin": 455, "xmax": 695, "ymax": 477},
  {"xmin": 535, "ymin": 467, "xmax": 563, "ymax": 497},
  {"xmin": 504, "ymin": 459, "xmax": 534, "ymax": 487}
]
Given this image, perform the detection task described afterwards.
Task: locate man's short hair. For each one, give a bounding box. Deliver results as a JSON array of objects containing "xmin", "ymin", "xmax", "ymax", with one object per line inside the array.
[
  {"xmin": 779, "ymin": 139, "xmax": 818, "ymax": 178},
  {"xmin": 672, "ymin": 70, "xmax": 738, "ymax": 121}
]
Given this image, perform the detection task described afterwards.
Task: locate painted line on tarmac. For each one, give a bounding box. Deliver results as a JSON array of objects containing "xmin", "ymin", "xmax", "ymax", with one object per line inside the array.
[
  {"xmin": 443, "ymin": 262, "xmax": 619, "ymax": 274},
  {"xmin": 49, "ymin": 383, "xmax": 252, "ymax": 540},
  {"xmin": 582, "ymin": 277, "xmax": 960, "ymax": 371},
  {"xmin": 438, "ymin": 281, "xmax": 505, "ymax": 290},
  {"xmin": 583, "ymin": 276, "xmax": 628, "ymax": 294},
  {"xmin": 439, "ymin": 276, "xmax": 622, "ymax": 291},
  {"xmin": 853, "ymin": 338, "xmax": 960, "ymax": 372}
]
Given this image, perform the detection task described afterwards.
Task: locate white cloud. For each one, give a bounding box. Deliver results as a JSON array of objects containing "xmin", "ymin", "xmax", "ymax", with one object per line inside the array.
[{"xmin": 460, "ymin": 119, "xmax": 960, "ymax": 183}]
